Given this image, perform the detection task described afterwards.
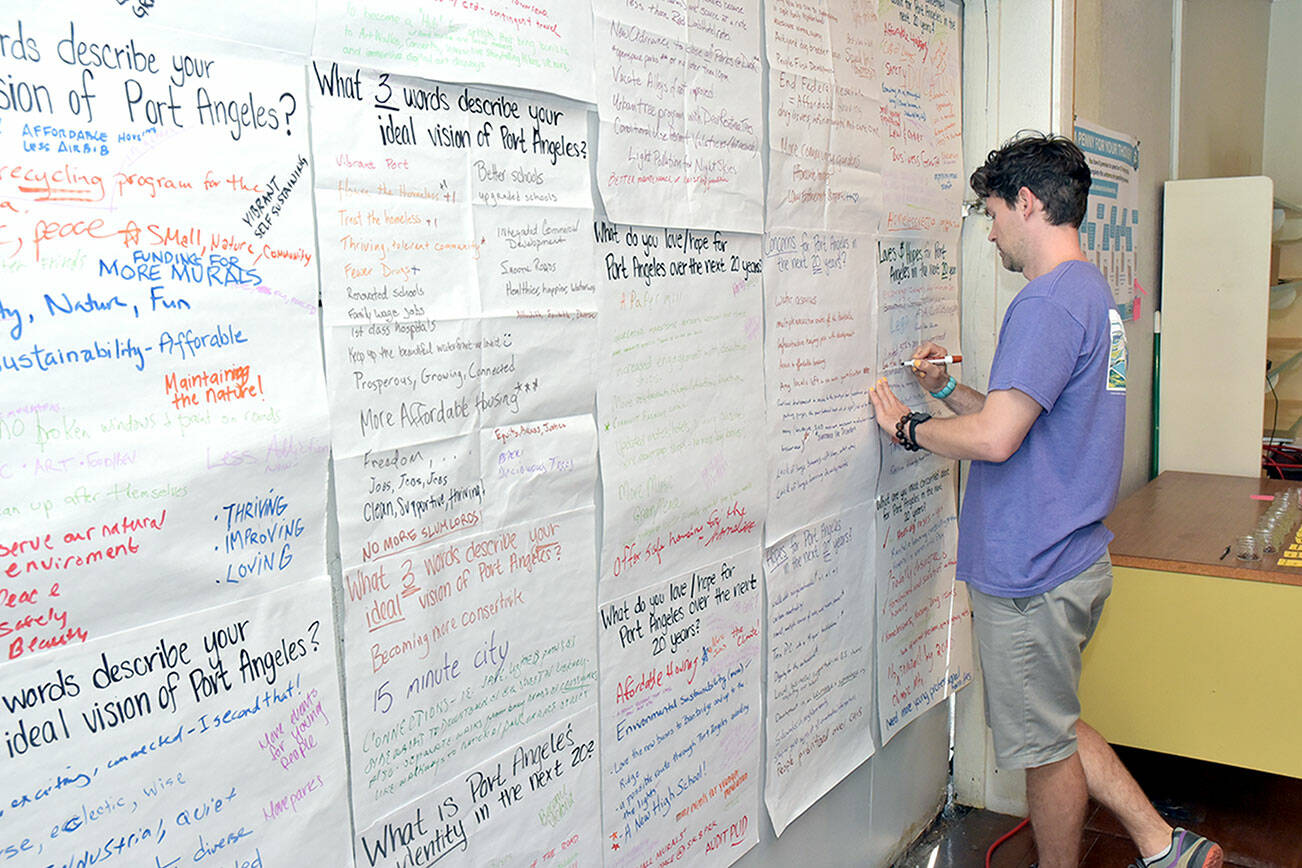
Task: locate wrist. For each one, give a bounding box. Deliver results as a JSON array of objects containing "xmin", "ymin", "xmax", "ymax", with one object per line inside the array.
[
  {"xmin": 930, "ymin": 375, "xmax": 957, "ymax": 400},
  {"xmin": 893, "ymin": 411, "xmax": 931, "ymax": 451}
]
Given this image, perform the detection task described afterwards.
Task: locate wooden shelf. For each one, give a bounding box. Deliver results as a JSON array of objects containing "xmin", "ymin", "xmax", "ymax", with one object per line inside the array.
[
  {"xmin": 1264, "ymin": 397, "xmax": 1302, "ymax": 439},
  {"xmin": 1267, "ymin": 350, "xmax": 1302, "ymax": 390}
]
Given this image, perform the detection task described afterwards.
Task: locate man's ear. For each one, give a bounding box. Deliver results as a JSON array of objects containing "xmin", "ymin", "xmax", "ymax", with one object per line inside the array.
[{"xmin": 1016, "ymin": 186, "xmax": 1042, "ymax": 219}]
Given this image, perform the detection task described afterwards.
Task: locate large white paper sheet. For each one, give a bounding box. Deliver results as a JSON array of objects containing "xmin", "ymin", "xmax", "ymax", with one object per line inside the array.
[
  {"xmin": 879, "ymin": 0, "xmax": 963, "ymax": 235},
  {"xmin": 873, "ymin": 231, "xmax": 970, "ymax": 742},
  {"xmin": 593, "ymin": 0, "xmax": 765, "ymax": 232},
  {"xmin": 309, "ymin": 65, "xmax": 598, "ymax": 459},
  {"xmin": 309, "ymin": 60, "xmax": 603, "ymax": 834},
  {"xmin": 877, "ymin": 236, "xmax": 959, "ymax": 361},
  {"xmin": 0, "ymin": 577, "xmax": 351, "ymax": 867},
  {"xmin": 342, "ymin": 506, "xmax": 599, "ymax": 829},
  {"xmin": 354, "ymin": 705, "xmax": 602, "ymax": 868},
  {"xmin": 763, "ymin": 230, "xmax": 878, "ymax": 543},
  {"xmin": 598, "ymin": 550, "xmax": 763, "ymax": 867},
  {"xmin": 330, "ymin": 407, "xmax": 600, "ymax": 832},
  {"xmin": 875, "ymin": 464, "xmax": 972, "ymax": 744},
  {"xmin": 595, "ymin": 223, "xmax": 766, "ymax": 592},
  {"xmin": 876, "ymin": 235, "xmax": 960, "ymax": 484},
  {"xmin": 312, "ymin": 0, "xmax": 595, "ymax": 103},
  {"xmin": 1075, "ymin": 119, "xmax": 1141, "ymax": 320},
  {"xmin": 766, "ymin": 0, "xmax": 884, "ymax": 232},
  {"xmin": 762, "ymin": 506, "xmax": 876, "ymax": 837},
  {"xmin": 0, "ymin": 8, "xmax": 329, "ymax": 656}
]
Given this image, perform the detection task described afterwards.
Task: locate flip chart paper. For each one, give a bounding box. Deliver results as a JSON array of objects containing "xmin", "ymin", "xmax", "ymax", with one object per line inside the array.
[
  {"xmin": 595, "ymin": 223, "xmax": 766, "ymax": 592},
  {"xmin": 313, "ymin": 0, "xmax": 595, "ymax": 103},
  {"xmin": 593, "ymin": 0, "xmax": 765, "ymax": 232},
  {"xmin": 328, "ymin": 409, "xmax": 600, "ymax": 832},
  {"xmin": 763, "ymin": 505, "xmax": 876, "ymax": 837},
  {"xmin": 341, "ymin": 506, "xmax": 599, "ymax": 829},
  {"xmin": 354, "ymin": 705, "xmax": 602, "ymax": 868},
  {"xmin": 0, "ymin": 577, "xmax": 351, "ymax": 867},
  {"xmin": 879, "ymin": 0, "xmax": 963, "ymax": 235},
  {"xmin": 309, "ymin": 60, "xmax": 604, "ymax": 835},
  {"xmin": 309, "ymin": 65, "xmax": 598, "ymax": 459},
  {"xmin": 876, "ymin": 235, "xmax": 960, "ymax": 484},
  {"xmin": 871, "ymin": 232, "xmax": 970, "ymax": 744},
  {"xmin": 598, "ymin": 550, "xmax": 763, "ymax": 867},
  {"xmin": 0, "ymin": 8, "xmax": 329, "ymax": 655},
  {"xmin": 875, "ymin": 464, "xmax": 972, "ymax": 744},
  {"xmin": 766, "ymin": 0, "xmax": 884, "ymax": 232},
  {"xmin": 763, "ymin": 230, "xmax": 878, "ymax": 544}
]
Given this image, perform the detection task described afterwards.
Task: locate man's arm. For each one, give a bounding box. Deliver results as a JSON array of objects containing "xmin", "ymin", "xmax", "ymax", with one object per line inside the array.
[
  {"xmin": 869, "ymin": 378, "xmax": 1042, "ymax": 462},
  {"xmin": 933, "ymin": 380, "xmax": 986, "ymax": 416}
]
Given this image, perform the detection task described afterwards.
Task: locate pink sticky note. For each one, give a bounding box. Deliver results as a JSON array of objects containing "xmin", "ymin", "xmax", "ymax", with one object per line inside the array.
[
  {"xmin": 1251, "ymin": 494, "xmax": 1275, "ymax": 501},
  {"xmin": 1132, "ymin": 297, "xmax": 1141, "ymax": 320}
]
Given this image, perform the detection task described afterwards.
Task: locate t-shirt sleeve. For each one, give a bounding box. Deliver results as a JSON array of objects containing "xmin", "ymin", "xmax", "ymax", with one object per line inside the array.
[{"xmin": 988, "ymin": 296, "xmax": 1086, "ymax": 412}]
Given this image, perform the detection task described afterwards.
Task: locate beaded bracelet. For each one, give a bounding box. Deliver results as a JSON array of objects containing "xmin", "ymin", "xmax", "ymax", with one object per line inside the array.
[
  {"xmin": 930, "ymin": 375, "xmax": 957, "ymax": 400},
  {"xmin": 894, "ymin": 411, "xmax": 931, "ymax": 450}
]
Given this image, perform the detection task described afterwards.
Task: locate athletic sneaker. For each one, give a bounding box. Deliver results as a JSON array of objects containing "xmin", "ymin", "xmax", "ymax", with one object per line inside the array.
[{"xmin": 1132, "ymin": 827, "xmax": 1224, "ymax": 868}]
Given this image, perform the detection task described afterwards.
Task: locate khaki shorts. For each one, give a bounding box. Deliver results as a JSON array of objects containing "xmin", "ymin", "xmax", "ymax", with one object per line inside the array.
[{"xmin": 967, "ymin": 552, "xmax": 1113, "ymax": 769}]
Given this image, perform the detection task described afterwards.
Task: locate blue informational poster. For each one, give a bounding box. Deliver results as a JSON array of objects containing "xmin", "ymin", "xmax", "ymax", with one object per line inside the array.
[{"xmin": 1075, "ymin": 119, "xmax": 1143, "ymax": 321}]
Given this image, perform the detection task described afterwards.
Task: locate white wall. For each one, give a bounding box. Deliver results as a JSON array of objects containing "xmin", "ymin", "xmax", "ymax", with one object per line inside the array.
[
  {"xmin": 1075, "ymin": 0, "xmax": 1174, "ymax": 499},
  {"xmin": 1178, "ymin": 0, "xmax": 1271, "ymax": 180},
  {"xmin": 1265, "ymin": 0, "xmax": 1302, "ymax": 208}
]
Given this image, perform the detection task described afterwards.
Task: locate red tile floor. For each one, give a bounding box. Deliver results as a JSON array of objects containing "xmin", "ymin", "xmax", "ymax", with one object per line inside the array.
[{"xmin": 894, "ymin": 746, "xmax": 1302, "ymax": 867}]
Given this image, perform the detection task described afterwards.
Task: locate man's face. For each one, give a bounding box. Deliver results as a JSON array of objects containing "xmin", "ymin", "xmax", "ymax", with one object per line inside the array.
[{"xmin": 984, "ymin": 195, "xmax": 1024, "ymax": 273}]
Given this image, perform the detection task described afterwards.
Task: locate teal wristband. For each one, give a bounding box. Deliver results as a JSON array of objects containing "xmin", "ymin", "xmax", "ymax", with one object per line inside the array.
[{"xmin": 930, "ymin": 375, "xmax": 957, "ymax": 400}]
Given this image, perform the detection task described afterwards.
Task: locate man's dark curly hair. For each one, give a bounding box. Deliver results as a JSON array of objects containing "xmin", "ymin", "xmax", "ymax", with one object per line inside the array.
[{"xmin": 969, "ymin": 132, "xmax": 1091, "ymax": 228}]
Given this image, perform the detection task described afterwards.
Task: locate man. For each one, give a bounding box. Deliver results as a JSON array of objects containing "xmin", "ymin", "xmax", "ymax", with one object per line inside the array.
[{"xmin": 868, "ymin": 132, "xmax": 1222, "ymax": 868}]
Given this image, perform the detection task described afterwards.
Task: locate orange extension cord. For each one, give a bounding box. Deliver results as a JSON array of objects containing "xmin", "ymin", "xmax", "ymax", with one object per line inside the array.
[{"xmin": 986, "ymin": 818, "xmax": 1030, "ymax": 868}]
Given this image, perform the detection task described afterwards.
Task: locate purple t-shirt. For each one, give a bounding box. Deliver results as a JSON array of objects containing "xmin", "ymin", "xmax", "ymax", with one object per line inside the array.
[{"xmin": 958, "ymin": 260, "xmax": 1127, "ymax": 597}]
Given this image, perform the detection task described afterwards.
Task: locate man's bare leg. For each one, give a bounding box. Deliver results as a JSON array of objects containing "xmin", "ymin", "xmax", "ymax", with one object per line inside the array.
[
  {"xmin": 1075, "ymin": 720, "xmax": 1172, "ymax": 858},
  {"xmin": 1025, "ymin": 752, "xmax": 1087, "ymax": 868}
]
